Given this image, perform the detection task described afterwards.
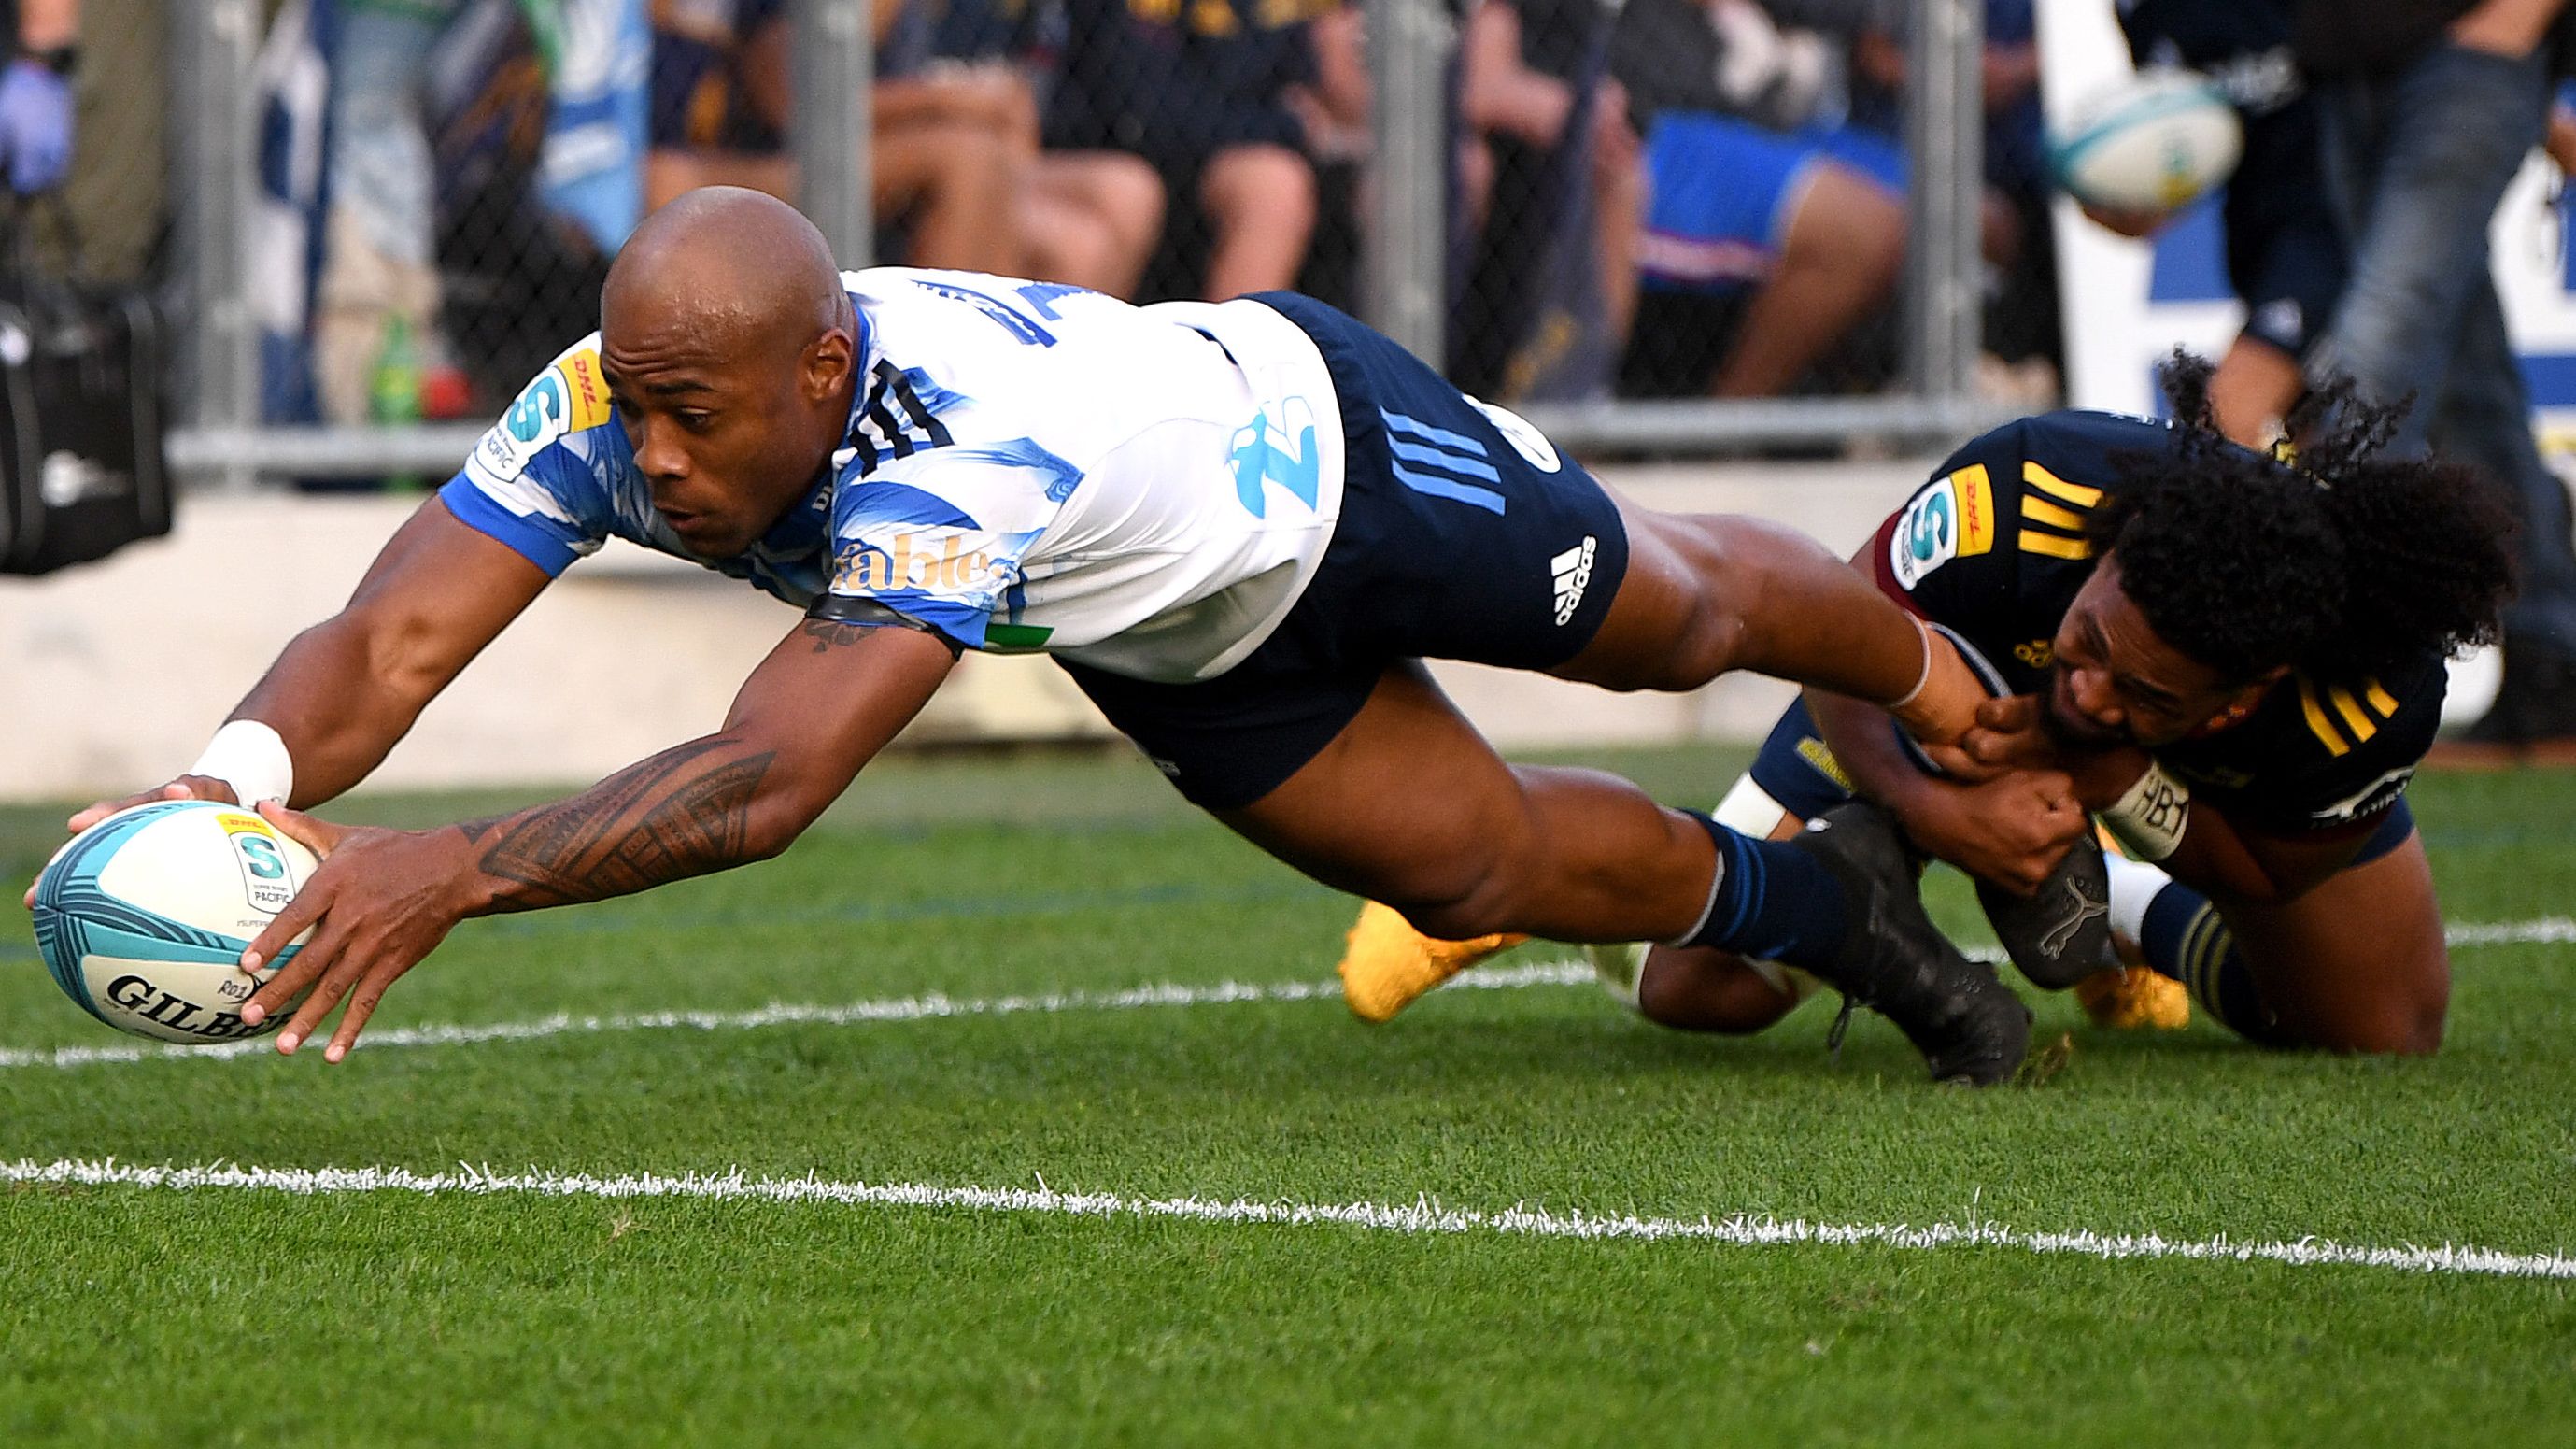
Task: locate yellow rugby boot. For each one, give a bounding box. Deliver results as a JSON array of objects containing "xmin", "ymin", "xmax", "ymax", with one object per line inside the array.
[
  {"xmin": 1338, "ymin": 901, "xmax": 1527, "ymax": 1022},
  {"xmin": 2074, "ymin": 964, "xmax": 2191, "ymax": 1031}
]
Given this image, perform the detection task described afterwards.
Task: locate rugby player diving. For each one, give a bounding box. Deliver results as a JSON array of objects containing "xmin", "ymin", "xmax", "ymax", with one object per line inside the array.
[{"xmin": 33, "ymin": 189, "xmax": 2037, "ymax": 1082}]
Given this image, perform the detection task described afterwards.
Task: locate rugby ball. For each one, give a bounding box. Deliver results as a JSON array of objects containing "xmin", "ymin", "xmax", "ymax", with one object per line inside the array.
[
  {"xmin": 30, "ymin": 800, "xmax": 316, "ymax": 1044},
  {"xmin": 2052, "ymin": 70, "xmax": 2243, "ymax": 214}
]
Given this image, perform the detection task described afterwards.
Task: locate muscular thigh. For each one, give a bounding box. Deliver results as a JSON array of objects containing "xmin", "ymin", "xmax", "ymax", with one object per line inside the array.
[
  {"xmin": 1555, "ymin": 496, "xmax": 1755, "ymax": 692},
  {"xmin": 1218, "ymin": 662, "xmax": 1714, "ymax": 943},
  {"xmin": 1216, "ymin": 662, "xmax": 1531, "ymax": 904},
  {"xmin": 2222, "ymin": 830, "xmax": 2450, "ymax": 1053}
]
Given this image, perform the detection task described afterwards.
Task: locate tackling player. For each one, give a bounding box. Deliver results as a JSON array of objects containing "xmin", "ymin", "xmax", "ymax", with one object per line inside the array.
[
  {"xmin": 32, "ymin": 188, "xmax": 2031, "ymax": 1082},
  {"xmin": 1339, "ymin": 356, "xmax": 2517, "ymax": 1054}
]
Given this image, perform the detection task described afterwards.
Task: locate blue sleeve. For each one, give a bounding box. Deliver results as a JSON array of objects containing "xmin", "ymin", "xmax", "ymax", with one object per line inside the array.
[
  {"xmin": 437, "ymin": 471, "xmax": 587, "ymax": 576},
  {"xmin": 445, "ymin": 341, "xmax": 624, "ymax": 573}
]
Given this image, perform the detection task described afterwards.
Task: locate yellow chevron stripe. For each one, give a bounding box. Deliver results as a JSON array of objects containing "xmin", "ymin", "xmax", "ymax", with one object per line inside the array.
[
  {"xmin": 2299, "ymin": 679, "xmax": 2352, "ymax": 757},
  {"xmin": 2018, "ymin": 530, "xmax": 2095, "ymax": 560},
  {"xmin": 2023, "ymin": 462, "xmax": 2104, "ymax": 508},
  {"xmin": 2328, "ymin": 686, "xmax": 2380, "ymax": 745},
  {"xmin": 2023, "ymin": 496, "xmax": 2088, "ymax": 532},
  {"xmin": 2364, "ymin": 680, "xmax": 2400, "ymax": 717}
]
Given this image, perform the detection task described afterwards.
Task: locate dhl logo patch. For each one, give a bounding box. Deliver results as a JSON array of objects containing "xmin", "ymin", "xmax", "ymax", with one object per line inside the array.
[
  {"xmin": 555, "ymin": 348, "xmax": 614, "ymax": 433},
  {"xmin": 1954, "ymin": 465, "xmax": 1996, "ymax": 557}
]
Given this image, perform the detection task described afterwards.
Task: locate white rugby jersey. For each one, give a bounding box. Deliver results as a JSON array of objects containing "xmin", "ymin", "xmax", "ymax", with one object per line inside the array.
[{"xmin": 440, "ymin": 269, "xmax": 1347, "ymax": 682}]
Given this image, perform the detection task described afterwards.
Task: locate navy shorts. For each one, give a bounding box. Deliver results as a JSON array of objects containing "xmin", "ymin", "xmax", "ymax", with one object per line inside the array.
[
  {"xmin": 1745, "ymin": 697, "xmax": 2419, "ymax": 867},
  {"xmin": 1060, "ymin": 291, "xmax": 1632, "ymax": 811}
]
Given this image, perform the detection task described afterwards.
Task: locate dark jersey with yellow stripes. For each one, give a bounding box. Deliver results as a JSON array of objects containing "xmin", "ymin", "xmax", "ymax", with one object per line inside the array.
[{"xmin": 1867, "ymin": 410, "xmax": 2443, "ymax": 839}]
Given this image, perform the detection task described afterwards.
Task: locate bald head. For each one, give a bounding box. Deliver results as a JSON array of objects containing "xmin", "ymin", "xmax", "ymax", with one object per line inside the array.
[
  {"xmin": 603, "ymin": 187, "xmax": 850, "ymax": 366},
  {"xmin": 594, "ymin": 188, "xmax": 861, "ymax": 561}
]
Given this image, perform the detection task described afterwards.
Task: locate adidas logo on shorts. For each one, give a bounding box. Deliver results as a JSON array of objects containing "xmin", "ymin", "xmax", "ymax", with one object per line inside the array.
[{"xmin": 1550, "ymin": 536, "xmax": 1597, "ymax": 626}]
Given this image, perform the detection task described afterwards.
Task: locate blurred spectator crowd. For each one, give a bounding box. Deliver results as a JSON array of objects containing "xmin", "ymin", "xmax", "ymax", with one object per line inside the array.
[
  {"xmin": 12, "ymin": 0, "xmax": 2571, "ymax": 739},
  {"xmin": 230, "ymin": 0, "xmax": 2060, "ymax": 427}
]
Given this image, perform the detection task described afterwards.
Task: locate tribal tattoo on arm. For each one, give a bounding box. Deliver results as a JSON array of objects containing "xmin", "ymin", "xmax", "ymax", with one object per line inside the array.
[{"xmin": 459, "ymin": 739, "xmax": 781, "ymax": 911}]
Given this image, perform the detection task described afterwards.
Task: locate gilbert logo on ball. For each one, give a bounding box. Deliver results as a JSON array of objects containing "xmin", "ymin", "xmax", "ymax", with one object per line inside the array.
[{"xmin": 29, "ymin": 800, "xmax": 318, "ymax": 1044}]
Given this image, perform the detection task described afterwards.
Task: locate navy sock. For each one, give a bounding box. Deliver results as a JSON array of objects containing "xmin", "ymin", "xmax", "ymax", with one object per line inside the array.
[
  {"xmin": 1675, "ymin": 811, "xmax": 1851, "ymax": 971},
  {"xmin": 2136, "ymin": 882, "xmax": 2289, "ymax": 1045}
]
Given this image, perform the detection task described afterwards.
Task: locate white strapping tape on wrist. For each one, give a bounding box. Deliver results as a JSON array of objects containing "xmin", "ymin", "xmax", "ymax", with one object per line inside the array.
[
  {"xmin": 187, "ymin": 720, "xmax": 294, "ymax": 807},
  {"xmin": 2101, "ymin": 760, "xmax": 2189, "ymax": 862}
]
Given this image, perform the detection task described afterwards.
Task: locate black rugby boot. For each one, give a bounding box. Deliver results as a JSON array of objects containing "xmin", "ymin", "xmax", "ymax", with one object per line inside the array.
[
  {"xmin": 1974, "ymin": 832, "xmax": 2113, "ymax": 990},
  {"xmin": 1789, "ymin": 803, "xmax": 2032, "ymax": 1086}
]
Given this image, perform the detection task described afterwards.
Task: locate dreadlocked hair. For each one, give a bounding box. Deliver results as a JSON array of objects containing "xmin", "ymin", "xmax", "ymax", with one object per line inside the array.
[{"xmin": 2085, "ymin": 350, "xmax": 2519, "ymax": 684}]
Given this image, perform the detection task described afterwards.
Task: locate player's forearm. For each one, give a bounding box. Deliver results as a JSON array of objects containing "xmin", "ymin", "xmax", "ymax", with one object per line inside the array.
[
  {"xmin": 449, "ymin": 618, "xmax": 956, "ymax": 915},
  {"xmin": 1805, "ymin": 687, "xmax": 1946, "ymax": 817},
  {"xmin": 449, "ymin": 734, "xmax": 808, "ymax": 916},
  {"xmin": 229, "ymin": 617, "xmax": 448, "ymax": 807},
  {"xmin": 1718, "ymin": 518, "xmax": 1974, "ymax": 737}
]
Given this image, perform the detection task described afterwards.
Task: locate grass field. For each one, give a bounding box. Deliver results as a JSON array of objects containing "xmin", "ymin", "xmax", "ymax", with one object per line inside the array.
[{"xmin": 3, "ymin": 746, "xmax": 2573, "ymax": 1446}]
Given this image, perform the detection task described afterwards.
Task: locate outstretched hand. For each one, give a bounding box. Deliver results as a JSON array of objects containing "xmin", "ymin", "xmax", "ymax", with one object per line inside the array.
[{"xmin": 237, "ymin": 801, "xmax": 479, "ymax": 1062}]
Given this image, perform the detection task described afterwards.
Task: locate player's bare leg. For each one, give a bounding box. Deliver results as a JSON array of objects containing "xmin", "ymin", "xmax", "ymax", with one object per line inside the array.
[
  {"xmin": 1231, "ymin": 664, "xmax": 1720, "ymax": 945},
  {"xmin": 1335, "ymin": 494, "xmax": 1990, "ymax": 1020},
  {"xmin": 2097, "ymin": 828, "xmax": 2445, "ymax": 1052},
  {"xmin": 1231, "ymin": 661, "xmax": 2026, "ymax": 1082},
  {"xmin": 1629, "ymin": 945, "xmax": 1808, "ymax": 1032},
  {"xmin": 1553, "ymin": 496, "xmax": 1974, "ymax": 700},
  {"xmin": 1338, "ymin": 797, "xmax": 1804, "ymax": 1028},
  {"xmin": 1336, "ymin": 494, "xmax": 1988, "ymax": 1020},
  {"xmin": 2141, "ymin": 833, "xmax": 2449, "ymax": 1053}
]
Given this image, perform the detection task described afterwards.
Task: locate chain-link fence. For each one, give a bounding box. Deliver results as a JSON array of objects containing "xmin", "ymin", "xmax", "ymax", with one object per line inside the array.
[{"xmin": 140, "ymin": 0, "xmax": 2003, "ymax": 486}]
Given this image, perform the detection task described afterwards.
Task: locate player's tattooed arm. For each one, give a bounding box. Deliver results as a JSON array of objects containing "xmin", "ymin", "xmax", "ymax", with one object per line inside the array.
[
  {"xmin": 233, "ymin": 561, "xmax": 959, "ymax": 1061},
  {"xmin": 459, "ymin": 740, "xmax": 782, "ymax": 911},
  {"xmin": 460, "ymin": 616, "xmax": 958, "ymax": 913}
]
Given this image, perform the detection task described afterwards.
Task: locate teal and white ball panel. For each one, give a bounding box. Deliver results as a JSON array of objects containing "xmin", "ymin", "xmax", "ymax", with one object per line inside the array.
[
  {"xmin": 31, "ymin": 801, "xmax": 317, "ymax": 1044},
  {"xmin": 2051, "ymin": 70, "xmax": 2243, "ymax": 214}
]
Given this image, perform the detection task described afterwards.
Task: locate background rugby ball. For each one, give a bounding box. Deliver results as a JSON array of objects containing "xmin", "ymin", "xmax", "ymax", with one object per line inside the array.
[
  {"xmin": 2051, "ymin": 70, "xmax": 2243, "ymax": 215},
  {"xmin": 31, "ymin": 800, "xmax": 316, "ymax": 1044}
]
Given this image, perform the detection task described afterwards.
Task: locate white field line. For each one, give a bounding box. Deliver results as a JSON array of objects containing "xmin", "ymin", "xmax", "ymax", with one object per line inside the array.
[
  {"xmin": 0, "ymin": 961, "xmax": 1596, "ymax": 1070},
  {"xmin": 5, "ymin": 1155, "xmax": 2570, "ymax": 1282},
  {"xmin": 6, "ymin": 916, "xmax": 2569, "ymax": 1073}
]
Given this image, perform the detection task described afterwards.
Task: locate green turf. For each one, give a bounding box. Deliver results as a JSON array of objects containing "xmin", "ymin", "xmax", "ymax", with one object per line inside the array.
[{"xmin": 4, "ymin": 747, "xmax": 2574, "ymax": 1446}]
